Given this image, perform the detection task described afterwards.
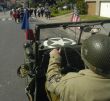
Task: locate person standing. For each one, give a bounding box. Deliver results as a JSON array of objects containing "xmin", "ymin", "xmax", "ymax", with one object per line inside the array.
[{"xmin": 33, "ymin": 8, "xmax": 37, "ymax": 17}]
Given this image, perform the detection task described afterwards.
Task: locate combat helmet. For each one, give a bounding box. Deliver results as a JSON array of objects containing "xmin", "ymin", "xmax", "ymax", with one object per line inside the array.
[{"xmin": 81, "ymin": 34, "xmax": 110, "ymax": 75}]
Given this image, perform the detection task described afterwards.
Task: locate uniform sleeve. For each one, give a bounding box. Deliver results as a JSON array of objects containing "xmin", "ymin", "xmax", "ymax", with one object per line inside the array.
[
  {"xmin": 45, "ymin": 53, "xmax": 82, "ymax": 97},
  {"xmin": 46, "ymin": 53, "xmax": 66, "ymax": 95}
]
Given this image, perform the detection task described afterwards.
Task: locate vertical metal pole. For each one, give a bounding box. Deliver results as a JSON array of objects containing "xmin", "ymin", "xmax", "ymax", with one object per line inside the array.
[
  {"xmin": 35, "ymin": 26, "xmax": 40, "ymax": 68},
  {"xmin": 77, "ymin": 27, "xmax": 83, "ymax": 45},
  {"xmin": 34, "ymin": 26, "xmax": 40, "ymax": 101}
]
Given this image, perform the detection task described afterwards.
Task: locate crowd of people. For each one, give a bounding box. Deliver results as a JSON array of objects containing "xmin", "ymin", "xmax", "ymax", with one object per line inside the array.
[{"xmin": 10, "ymin": 7, "xmax": 51, "ymax": 23}]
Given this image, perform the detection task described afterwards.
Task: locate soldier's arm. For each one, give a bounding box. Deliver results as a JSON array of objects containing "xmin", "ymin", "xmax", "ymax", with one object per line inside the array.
[{"xmin": 46, "ymin": 49, "xmax": 65, "ymax": 94}]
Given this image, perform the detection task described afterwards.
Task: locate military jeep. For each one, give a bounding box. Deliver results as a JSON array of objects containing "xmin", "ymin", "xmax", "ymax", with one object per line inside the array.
[{"xmin": 17, "ymin": 20, "xmax": 110, "ymax": 101}]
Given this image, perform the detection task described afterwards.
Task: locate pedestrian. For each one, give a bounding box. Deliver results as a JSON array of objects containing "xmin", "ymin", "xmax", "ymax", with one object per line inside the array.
[
  {"xmin": 41, "ymin": 7, "xmax": 44, "ymax": 17},
  {"xmin": 20, "ymin": 8, "xmax": 24, "ymax": 22},
  {"xmin": 29, "ymin": 8, "xmax": 33, "ymax": 17},
  {"xmin": 10, "ymin": 9, "xmax": 13, "ymax": 18},
  {"xmin": 37, "ymin": 7, "xmax": 41, "ymax": 17},
  {"xmin": 47, "ymin": 9, "xmax": 51, "ymax": 19},
  {"xmin": 33, "ymin": 8, "xmax": 37, "ymax": 17},
  {"xmin": 45, "ymin": 34, "xmax": 110, "ymax": 101},
  {"xmin": 13, "ymin": 9, "xmax": 17, "ymax": 22},
  {"xmin": 44, "ymin": 8, "xmax": 51, "ymax": 19},
  {"xmin": 16, "ymin": 9, "xmax": 20, "ymax": 23}
]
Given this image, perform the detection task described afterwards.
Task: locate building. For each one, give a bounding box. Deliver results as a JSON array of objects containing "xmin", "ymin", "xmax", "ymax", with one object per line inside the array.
[{"xmin": 85, "ymin": 0, "xmax": 110, "ymax": 17}]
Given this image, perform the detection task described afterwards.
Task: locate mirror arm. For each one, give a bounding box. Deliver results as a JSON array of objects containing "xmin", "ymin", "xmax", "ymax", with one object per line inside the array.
[{"xmin": 77, "ymin": 26, "xmax": 84, "ymax": 45}]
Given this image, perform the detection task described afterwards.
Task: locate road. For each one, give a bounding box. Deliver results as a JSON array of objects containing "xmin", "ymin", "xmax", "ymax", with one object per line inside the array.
[{"xmin": 0, "ymin": 16, "xmax": 28, "ymax": 101}]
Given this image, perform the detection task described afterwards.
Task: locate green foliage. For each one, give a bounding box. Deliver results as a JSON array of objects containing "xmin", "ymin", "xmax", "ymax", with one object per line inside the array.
[
  {"xmin": 76, "ymin": 0, "xmax": 87, "ymax": 14},
  {"xmin": 56, "ymin": 1, "xmax": 65, "ymax": 7},
  {"xmin": 51, "ymin": 9, "xmax": 71, "ymax": 17},
  {"xmin": 81, "ymin": 15, "xmax": 110, "ymax": 21},
  {"xmin": 29, "ymin": 2, "xmax": 38, "ymax": 8},
  {"xmin": 29, "ymin": 0, "xmax": 87, "ymax": 15},
  {"xmin": 56, "ymin": 0, "xmax": 75, "ymax": 4},
  {"xmin": 48, "ymin": 0, "xmax": 73, "ymax": 17},
  {"xmin": 50, "ymin": 6, "xmax": 59, "ymax": 16}
]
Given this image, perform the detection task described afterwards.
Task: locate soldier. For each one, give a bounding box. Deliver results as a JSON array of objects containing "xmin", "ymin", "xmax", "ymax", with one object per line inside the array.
[{"xmin": 46, "ymin": 34, "xmax": 110, "ymax": 101}]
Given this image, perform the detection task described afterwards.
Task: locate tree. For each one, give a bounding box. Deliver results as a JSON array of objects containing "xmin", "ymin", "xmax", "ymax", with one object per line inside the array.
[{"xmin": 76, "ymin": 0, "xmax": 87, "ymax": 14}]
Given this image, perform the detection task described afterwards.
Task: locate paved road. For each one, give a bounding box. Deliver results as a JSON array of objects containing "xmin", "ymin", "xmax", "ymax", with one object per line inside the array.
[
  {"xmin": 0, "ymin": 17, "xmax": 30, "ymax": 101},
  {"xmin": 0, "ymin": 11, "xmax": 10, "ymax": 18}
]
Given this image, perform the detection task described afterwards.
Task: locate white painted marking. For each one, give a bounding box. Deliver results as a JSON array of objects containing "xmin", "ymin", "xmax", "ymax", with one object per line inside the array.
[
  {"xmin": 2, "ymin": 18, "xmax": 5, "ymax": 21},
  {"xmin": 8, "ymin": 18, "xmax": 12, "ymax": 20},
  {"xmin": 43, "ymin": 37, "xmax": 76, "ymax": 48}
]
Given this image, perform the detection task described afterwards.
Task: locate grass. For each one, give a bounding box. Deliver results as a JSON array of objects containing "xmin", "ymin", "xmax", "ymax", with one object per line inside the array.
[
  {"xmin": 51, "ymin": 9, "xmax": 72, "ymax": 17},
  {"xmin": 80, "ymin": 15, "xmax": 110, "ymax": 21},
  {"xmin": 52, "ymin": 9, "xmax": 110, "ymax": 20}
]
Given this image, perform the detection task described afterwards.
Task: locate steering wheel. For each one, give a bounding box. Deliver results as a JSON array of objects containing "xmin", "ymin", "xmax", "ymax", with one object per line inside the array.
[{"xmin": 38, "ymin": 37, "xmax": 85, "ymax": 75}]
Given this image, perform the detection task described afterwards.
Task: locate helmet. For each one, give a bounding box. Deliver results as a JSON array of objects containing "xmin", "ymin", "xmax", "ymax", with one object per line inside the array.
[{"xmin": 81, "ymin": 34, "xmax": 110, "ymax": 75}]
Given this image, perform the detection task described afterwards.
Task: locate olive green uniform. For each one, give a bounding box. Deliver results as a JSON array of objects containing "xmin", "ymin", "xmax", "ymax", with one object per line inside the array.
[{"xmin": 46, "ymin": 54, "xmax": 110, "ymax": 101}]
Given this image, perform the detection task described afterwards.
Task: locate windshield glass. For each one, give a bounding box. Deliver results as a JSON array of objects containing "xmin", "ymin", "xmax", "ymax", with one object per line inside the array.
[{"xmin": 35, "ymin": 20, "xmax": 110, "ymax": 48}]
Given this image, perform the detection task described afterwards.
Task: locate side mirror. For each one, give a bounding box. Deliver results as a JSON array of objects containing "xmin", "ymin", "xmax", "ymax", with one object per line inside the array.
[
  {"xmin": 91, "ymin": 28, "xmax": 101, "ymax": 33},
  {"xmin": 17, "ymin": 64, "xmax": 29, "ymax": 78}
]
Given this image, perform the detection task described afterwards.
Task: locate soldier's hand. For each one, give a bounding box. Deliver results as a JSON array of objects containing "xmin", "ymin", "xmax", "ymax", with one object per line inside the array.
[{"xmin": 50, "ymin": 49, "xmax": 61, "ymax": 57}]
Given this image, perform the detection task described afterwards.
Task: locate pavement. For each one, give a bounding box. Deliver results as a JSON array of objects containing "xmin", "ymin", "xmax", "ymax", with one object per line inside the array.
[{"xmin": 0, "ymin": 11, "xmax": 10, "ymax": 18}]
